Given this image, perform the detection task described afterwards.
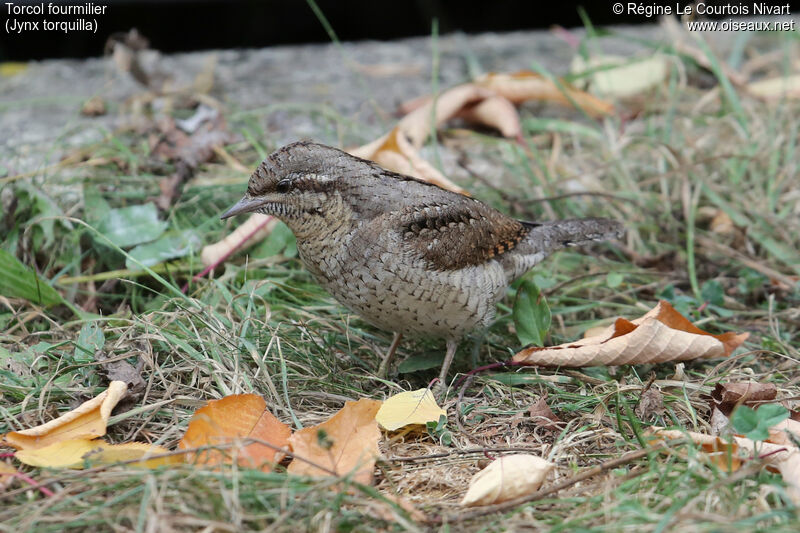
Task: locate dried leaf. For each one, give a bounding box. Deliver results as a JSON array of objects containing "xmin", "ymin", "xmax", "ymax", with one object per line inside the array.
[
  {"xmin": 528, "ymin": 396, "xmax": 563, "ymax": 431},
  {"xmin": 95, "ymin": 352, "xmax": 145, "ymax": 394},
  {"xmin": 15, "ymin": 438, "xmax": 175, "ymax": 469},
  {"xmin": 474, "ymin": 71, "xmax": 614, "ymax": 117},
  {"xmin": 747, "ymin": 75, "xmax": 800, "ymax": 101},
  {"xmin": 571, "ymin": 54, "xmax": 669, "ymax": 98},
  {"xmin": 288, "ymin": 398, "xmax": 382, "ymax": 484},
  {"xmin": 151, "ymin": 112, "xmax": 235, "ymax": 209},
  {"xmin": 349, "ymin": 128, "xmax": 469, "ymax": 195},
  {"xmin": 460, "ymin": 454, "xmax": 554, "ymax": 507},
  {"xmin": 3, "ymin": 381, "xmax": 128, "ymax": 450},
  {"xmin": 375, "ymin": 388, "xmax": 446, "ymax": 431},
  {"xmin": 652, "ymin": 427, "xmax": 800, "ymax": 503},
  {"xmin": 201, "ymin": 214, "xmax": 277, "ymax": 267},
  {"xmin": 455, "ymin": 95, "xmax": 521, "ymax": 138},
  {"xmin": 513, "ymin": 300, "xmax": 749, "ymax": 367},
  {"xmin": 178, "ymin": 394, "xmax": 291, "ymax": 472},
  {"xmin": 635, "ymin": 386, "xmax": 665, "ymax": 420},
  {"xmin": 710, "ymin": 382, "xmax": 777, "ymax": 417},
  {"xmin": 0, "ymin": 461, "xmax": 19, "ymax": 491},
  {"xmin": 81, "ymin": 96, "xmax": 107, "ymax": 117},
  {"xmin": 395, "ymin": 84, "xmax": 496, "ymax": 148}
]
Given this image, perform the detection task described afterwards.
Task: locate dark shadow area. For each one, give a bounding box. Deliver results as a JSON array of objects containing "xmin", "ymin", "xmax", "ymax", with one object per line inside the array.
[{"xmin": 6, "ymin": 0, "xmax": 797, "ymax": 60}]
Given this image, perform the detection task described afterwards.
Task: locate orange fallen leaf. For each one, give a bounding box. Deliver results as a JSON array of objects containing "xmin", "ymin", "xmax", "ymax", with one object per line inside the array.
[
  {"xmin": 178, "ymin": 394, "xmax": 291, "ymax": 472},
  {"xmin": 513, "ymin": 300, "xmax": 749, "ymax": 367},
  {"xmin": 288, "ymin": 398, "xmax": 382, "ymax": 484},
  {"xmin": 15, "ymin": 438, "xmax": 176, "ymax": 469},
  {"xmin": 455, "ymin": 95, "xmax": 521, "ymax": 139},
  {"xmin": 3, "ymin": 381, "xmax": 128, "ymax": 450},
  {"xmin": 474, "ymin": 71, "xmax": 614, "ymax": 117},
  {"xmin": 349, "ymin": 127, "xmax": 469, "ymax": 195}
]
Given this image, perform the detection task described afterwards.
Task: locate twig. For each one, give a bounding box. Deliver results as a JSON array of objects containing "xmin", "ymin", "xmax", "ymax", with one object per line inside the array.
[
  {"xmin": 425, "ymin": 444, "xmax": 665, "ymax": 524},
  {"xmin": 5, "ymin": 472, "xmax": 56, "ymax": 498},
  {"xmin": 385, "ymin": 446, "xmax": 544, "ymax": 463}
]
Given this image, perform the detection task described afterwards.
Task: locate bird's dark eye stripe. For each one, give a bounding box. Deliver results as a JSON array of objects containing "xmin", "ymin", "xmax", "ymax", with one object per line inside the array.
[{"xmin": 276, "ymin": 179, "xmax": 292, "ymax": 192}]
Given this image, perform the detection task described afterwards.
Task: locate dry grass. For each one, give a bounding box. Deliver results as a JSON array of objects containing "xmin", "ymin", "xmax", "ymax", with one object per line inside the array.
[{"xmin": 1, "ymin": 24, "xmax": 800, "ymax": 533}]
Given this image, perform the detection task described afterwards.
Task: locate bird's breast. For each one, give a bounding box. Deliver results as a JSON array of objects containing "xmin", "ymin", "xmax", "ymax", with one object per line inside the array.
[{"xmin": 296, "ymin": 227, "xmax": 508, "ymax": 339}]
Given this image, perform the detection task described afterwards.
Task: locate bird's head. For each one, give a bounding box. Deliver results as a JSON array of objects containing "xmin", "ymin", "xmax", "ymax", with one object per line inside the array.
[{"xmin": 221, "ymin": 141, "xmax": 360, "ymax": 236}]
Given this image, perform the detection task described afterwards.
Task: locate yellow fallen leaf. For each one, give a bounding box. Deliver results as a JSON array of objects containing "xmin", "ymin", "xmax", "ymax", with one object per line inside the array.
[
  {"xmin": 288, "ymin": 398, "xmax": 382, "ymax": 485},
  {"xmin": 15, "ymin": 438, "xmax": 176, "ymax": 469},
  {"xmin": 461, "ymin": 454, "xmax": 554, "ymax": 507},
  {"xmin": 375, "ymin": 388, "xmax": 446, "ymax": 431},
  {"xmin": 178, "ymin": 394, "xmax": 291, "ymax": 472},
  {"xmin": 3, "ymin": 381, "xmax": 128, "ymax": 450},
  {"xmin": 571, "ymin": 54, "xmax": 669, "ymax": 98},
  {"xmin": 513, "ymin": 300, "xmax": 749, "ymax": 366}
]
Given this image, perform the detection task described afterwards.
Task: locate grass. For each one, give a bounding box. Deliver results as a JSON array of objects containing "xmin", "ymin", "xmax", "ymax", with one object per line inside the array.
[{"xmin": 2, "ymin": 23, "xmax": 800, "ymax": 532}]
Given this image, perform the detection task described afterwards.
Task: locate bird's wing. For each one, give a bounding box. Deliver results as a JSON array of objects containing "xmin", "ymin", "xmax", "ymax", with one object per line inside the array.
[{"xmin": 393, "ymin": 200, "xmax": 531, "ymax": 270}]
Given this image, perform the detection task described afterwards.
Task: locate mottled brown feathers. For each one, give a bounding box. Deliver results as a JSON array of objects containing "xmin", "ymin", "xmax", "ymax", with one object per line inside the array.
[{"xmin": 398, "ymin": 201, "xmax": 531, "ymax": 270}]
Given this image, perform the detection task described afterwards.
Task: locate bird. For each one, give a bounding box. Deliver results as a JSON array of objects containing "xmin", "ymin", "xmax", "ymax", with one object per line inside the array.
[{"xmin": 221, "ymin": 141, "xmax": 624, "ymax": 387}]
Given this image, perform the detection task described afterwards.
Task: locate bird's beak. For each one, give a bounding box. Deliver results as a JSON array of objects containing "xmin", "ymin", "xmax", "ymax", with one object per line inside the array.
[{"xmin": 220, "ymin": 195, "xmax": 266, "ymax": 219}]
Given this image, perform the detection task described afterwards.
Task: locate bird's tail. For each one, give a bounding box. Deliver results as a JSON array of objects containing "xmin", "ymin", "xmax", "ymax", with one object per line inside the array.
[
  {"xmin": 523, "ymin": 217, "xmax": 625, "ymax": 251},
  {"xmin": 507, "ymin": 218, "xmax": 624, "ymax": 278}
]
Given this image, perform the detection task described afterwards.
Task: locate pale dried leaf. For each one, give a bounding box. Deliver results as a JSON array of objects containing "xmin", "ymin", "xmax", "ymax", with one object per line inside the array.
[
  {"xmin": 747, "ymin": 75, "xmax": 800, "ymax": 101},
  {"xmin": 349, "ymin": 128, "xmax": 469, "ymax": 195},
  {"xmin": 653, "ymin": 428, "xmax": 800, "ymax": 503},
  {"xmin": 201, "ymin": 214, "xmax": 277, "ymax": 267},
  {"xmin": 455, "ymin": 95, "xmax": 521, "ymax": 138},
  {"xmin": 461, "ymin": 454, "xmax": 554, "ymax": 507},
  {"xmin": 474, "ymin": 70, "xmax": 614, "ymax": 117},
  {"xmin": 396, "ymin": 84, "xmax": 495, "ymax": 148},
  {"xmin": 513, "ymin": 301, "xmax": 748, "ymax": 367},
  {"xmin": 3, "ymin": 381, "xmax": 128, "ymax": 450}
]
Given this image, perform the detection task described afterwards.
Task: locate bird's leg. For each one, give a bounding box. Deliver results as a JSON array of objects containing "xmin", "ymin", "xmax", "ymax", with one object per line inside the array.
[
  {"xmin": 437, "ymin": 339, "xmax": 459, "ymax": 389},
  {"xmin": 377, "ymin": 332, "xmax": 403, "ymax": 378}
]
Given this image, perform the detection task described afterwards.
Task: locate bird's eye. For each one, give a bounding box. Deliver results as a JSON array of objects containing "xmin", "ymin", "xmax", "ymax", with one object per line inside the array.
[{"xmin": 276, "ymin": 179, "xmax": 292, "ymax": 193}]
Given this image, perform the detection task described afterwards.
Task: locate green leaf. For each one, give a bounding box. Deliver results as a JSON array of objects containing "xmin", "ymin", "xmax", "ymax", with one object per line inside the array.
[
  {"xmin": 701, "ymin": 280, "xmax": 725, "ymax": 307},
  {"xmin": 74, "ymin": 322, "xmax": 105, "ymax": 361},
  {"xmin": 731, "ymin": 404, "xmax": 789, "ymax": 442},
  {"xmin": 606, "ymin": 272, "xmax": 624, "ymax": 288},
  {"xmin": 513, "ymin": 279, "xmax": 551, "ymax": 347},
  {"xmin": 0, "ymin": 249, "xmax": 64, "ymax": 307},
  {"xmin": 252, "ymin": 221, "xmax": 297, "ymax": 258},
  {"xmin": 82, "ymin": 184, "xmax": 111, "ymax": 225},
  {"xmin": 126, "ymin": 230, "xmax": 201, "ymax": 270},
  {"xmin": 755, "ymin": 403, "xmax": 790, "ymax": 431},
  {"xmin": 96, "ymin": 203, "xmax": 168, "ymax": 248},
  {"xmin": 397, "ymin": 352, "xmax": 444, "ymax": 373}
]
